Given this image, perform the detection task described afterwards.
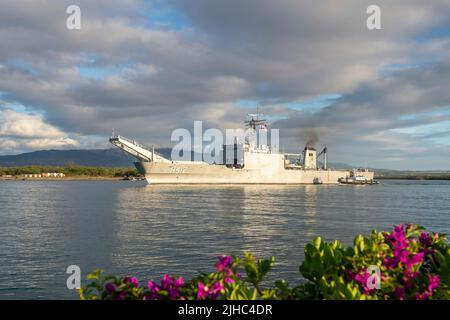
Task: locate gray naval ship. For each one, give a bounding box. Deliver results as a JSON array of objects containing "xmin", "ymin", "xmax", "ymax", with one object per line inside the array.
[{"xmin": 110, "ymin": 115, "xmax": 374, "ymax": 184}]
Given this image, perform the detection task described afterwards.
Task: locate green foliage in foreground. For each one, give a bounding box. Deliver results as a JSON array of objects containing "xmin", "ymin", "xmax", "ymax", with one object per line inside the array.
[
  {"xmin": 79, "ymin": 224, "xmax": 450, "ymax": 300},
  {"xmin": 0, "ymin": 166, "xmax": 139, "ymax": 177}
]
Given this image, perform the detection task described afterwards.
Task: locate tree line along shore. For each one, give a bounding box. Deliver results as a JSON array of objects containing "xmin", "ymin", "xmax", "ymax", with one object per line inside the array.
[
  {"xmin": 375, "ymin": 172, "xmax": 450, "ymax": 180},
  {"xmin": 0, "ymin": 166, "xmax": 140, "ymax": 179}
]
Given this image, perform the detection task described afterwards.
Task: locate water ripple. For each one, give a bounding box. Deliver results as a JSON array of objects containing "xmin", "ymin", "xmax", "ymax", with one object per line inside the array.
[{"xmin": 0, "ymin": 180, "xmax": 449, "ymax": 299}]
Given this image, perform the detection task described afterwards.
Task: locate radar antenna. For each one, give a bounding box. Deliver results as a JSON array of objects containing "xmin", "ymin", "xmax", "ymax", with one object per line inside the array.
[{"xmin": 245, "ymin": 107, "xmax": 267, "ymax": 130}]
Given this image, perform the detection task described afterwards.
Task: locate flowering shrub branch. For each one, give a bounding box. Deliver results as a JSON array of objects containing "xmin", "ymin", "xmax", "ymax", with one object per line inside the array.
[{"xmin": 78, "ymin": 224, "xmax": 450, "ymax": 300}]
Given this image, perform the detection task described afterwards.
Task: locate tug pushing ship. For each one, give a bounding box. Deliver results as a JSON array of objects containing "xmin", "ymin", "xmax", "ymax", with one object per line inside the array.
[{"xmin": 110, "ymin": 114, "xmax": 375, "ymax": 184}]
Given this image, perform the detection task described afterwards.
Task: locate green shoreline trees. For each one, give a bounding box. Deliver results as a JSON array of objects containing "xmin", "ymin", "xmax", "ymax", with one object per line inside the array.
[{"xmin": 0, "ymin": 166, "xmax": 139, "ymax": 177}]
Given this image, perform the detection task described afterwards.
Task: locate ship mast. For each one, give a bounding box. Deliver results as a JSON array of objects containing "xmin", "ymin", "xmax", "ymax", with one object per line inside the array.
[
  {"xmin": 244, "ymin": 107, "xmax": 266, "ymax": 130},
  {"xmin": 244, "ymin": 108, "xmax": 269, "ymax": 152}
]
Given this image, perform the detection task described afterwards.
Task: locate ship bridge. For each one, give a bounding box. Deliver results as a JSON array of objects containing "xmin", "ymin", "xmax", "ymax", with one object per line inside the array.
[{"xmin": 109, "ymin": 134, "xmax": 171, "ymax": 163}]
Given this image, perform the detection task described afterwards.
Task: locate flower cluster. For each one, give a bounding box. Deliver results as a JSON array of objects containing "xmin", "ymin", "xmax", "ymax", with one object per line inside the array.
[
  {"xmin": 124, "ymin": 276, "xmax": 139, "ymax": 287},
  {"xmin": 381, "ymin": 224, "xmax": 440, "ymax": 299},
  {"xmin": 300, "ymin": 223, "xmax": 449, "ymax": 300},
  {"xmin": 383, "ymin": 225, "xmax": 423, "ymax": 269},
  {"xmin": 84, "ymin": 255, "xmax": 244, "ymax": 301},
  {"xmin": 197, "ymin": 281, "xmax": 224, "ymax": 299},
  {"xmin": 343, "ymin": 224, "xmax": 444, "ymax": 300},
  {"xmin": 416, "ymin": 275, "xmax": 440, "ymax": 300},
  {"xmin": 215, "ymin": 255, "xmax": 241, "ymax": 281},
  {"xmin": 104, "ymin": 282, "xmax": 126, "ymax": 300},
  {"xmin": 353, "ymin": 270, "xmax": 380, "ymax": 295},
  {"xmin": 104, "ymin": 276, "xmax": 139, "ymax": 300},
  {"xmin": 146, "ymin": 275, "xmax": 185, "ymax": 300},
  {"xmin": 195, "ymin": 255, "xmax": 241, "ymax": 299}
]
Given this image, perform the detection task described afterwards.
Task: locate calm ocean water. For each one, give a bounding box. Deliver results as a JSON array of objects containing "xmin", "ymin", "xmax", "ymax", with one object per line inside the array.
[{"xmin": 0, "ymin": 180, "xmax": 449, "ymax": 299}]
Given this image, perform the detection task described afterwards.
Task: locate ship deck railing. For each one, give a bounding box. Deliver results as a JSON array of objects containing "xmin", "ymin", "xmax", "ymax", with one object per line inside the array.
[{"xmin": 110, "ymin": 134, "xmax": 167, "ymax": 159}]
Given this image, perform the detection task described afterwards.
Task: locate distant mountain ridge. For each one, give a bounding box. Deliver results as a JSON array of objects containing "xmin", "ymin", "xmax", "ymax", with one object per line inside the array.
[{"xmin": 0, "ymin": 149, "xmax": 171, "ymax": 168}]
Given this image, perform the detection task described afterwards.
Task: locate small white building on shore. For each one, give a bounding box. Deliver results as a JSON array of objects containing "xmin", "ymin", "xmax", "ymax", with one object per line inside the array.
[{"xmin": 23, "ymin": 172, "xmax": 66, "ymax": 178}]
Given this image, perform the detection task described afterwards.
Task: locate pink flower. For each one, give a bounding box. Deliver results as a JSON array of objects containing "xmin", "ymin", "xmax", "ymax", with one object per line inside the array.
[
  {"xmin": 174, "ymin": 276, "xmax": 184, "ymax": 287},
  {"xmin": 196, "ymin": 281, "xmax": 224, "ymax": 300},
  {"xmin": 123, "ymin": 276, "xmax": 139, "ymax": 288},
  {"xmin": 383, "ymin": 257, "xmax": 398, "ymax": 268},
  {"xmin": 197, "ymin": 282, "xmax": 208, "ymax": 299},
  {"xmin": 210, "ymin": 282, "xmax": 224, "ymax": 293},
  {"xmin": 215, "ymin": 255, "xmax": 232, "ymax": 273},
  {"xmin": 416, "ymin": 292, "xmax": 430, "ymax": 300},
  {"xmin": 419, "ymin": 232, "xmax": 432, "ymax": 246},
  {"xmin": 398, "ymin": 250, "xmax": 409, "ymax": 264},
  {"xmin": 354, "ymin": 271, "xmax": 375, "ymax": 295},
  {"xmin": 393, "ymin": 224, "xmax": 406, "ymax": 242},
  {"xmin": 224, "ymin": 277, "xmax": 235, "ymax": 284},
  {"xmin": 207, "ymin": 282, "xmax": 224, "ymax": 299},
  {"xmin": 161, "ymin": 274, "xmax": 173, "ymax": 289},
  {"xmin": 427, "ymin": 275, "xmax": 439, "ymax": 292},
  {"xmin": 146, "ymin": 275, "xmax": 186, "ymax": 300},
  {"xmin": 105, "ymin": 282, "xmax": 116, "ymax": 294},
  {"xmin": 148, "ymin": 280, "xmax": 160, "ymax": 293},
  {"xmin": 415, "ymin": 275, "xmax": 439, "ymax": 300},
  {"xmin": 383, "ymin": 224, "xmax": 427, "ymax": 272},
  {"xmin": 406, "ymin": 252, "xmax": 425, "ymax": 267}
]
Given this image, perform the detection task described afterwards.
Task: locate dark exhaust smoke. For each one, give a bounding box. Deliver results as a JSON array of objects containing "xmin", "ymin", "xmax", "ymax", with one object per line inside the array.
[{"xmin": 304, "ymin": 128, "xmax": 319, "ymax": 148}]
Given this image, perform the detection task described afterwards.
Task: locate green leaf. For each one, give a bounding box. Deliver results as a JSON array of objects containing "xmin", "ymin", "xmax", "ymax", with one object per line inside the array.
[
  {"xmin": 245, "ymin": 262, "xmax": 259, "ymax": 281},
  {"xmin": 313, "ymin": 237, "xmax": 322, "ymax": 250}
]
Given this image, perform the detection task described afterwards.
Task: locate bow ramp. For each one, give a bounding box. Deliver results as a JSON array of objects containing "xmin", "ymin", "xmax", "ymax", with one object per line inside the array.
[{"xmin": 109, "ymin": 135, "xmax": 171, "ymax": 163}]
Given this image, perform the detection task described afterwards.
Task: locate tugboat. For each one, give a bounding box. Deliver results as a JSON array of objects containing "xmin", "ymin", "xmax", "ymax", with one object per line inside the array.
[
  {"xmin": 313, "ymin": 177, "xmax": 323, "ymax": 185},
  {"xmin": 338, "ymin": 169, "xmax": 379, "ymax": 185},
  {"xmin": 123, "ymin": 175, "xmax": 146, "ymax": 181}
]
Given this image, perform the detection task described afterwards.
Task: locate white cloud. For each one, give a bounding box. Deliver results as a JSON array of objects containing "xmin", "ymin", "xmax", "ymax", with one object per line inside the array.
[
  {"xmin": 0, "ymin": 109, "xmax": 66, "ymax": 138},
  {"xmin": 0, "ymin": 109, "xmax": 78, "ymax": 153}
]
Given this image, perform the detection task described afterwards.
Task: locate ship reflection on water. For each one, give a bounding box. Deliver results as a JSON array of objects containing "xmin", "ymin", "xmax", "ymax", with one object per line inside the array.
[
  {"xmin": 113, "ymin": 181, "xmax": 450, "ymax": 286},
  {"xmin": 303, "ymin": 185, "xmax": 318, "ymax": 236},
  {"xmin": 113, "ymin": 184, "xmax": 364, "ymax": 285}
]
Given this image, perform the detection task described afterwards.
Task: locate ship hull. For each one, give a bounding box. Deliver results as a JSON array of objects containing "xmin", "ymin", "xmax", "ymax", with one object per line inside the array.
[{"xmin": 135, "ymin": 161, "xmax": 374, "ymax": 184}]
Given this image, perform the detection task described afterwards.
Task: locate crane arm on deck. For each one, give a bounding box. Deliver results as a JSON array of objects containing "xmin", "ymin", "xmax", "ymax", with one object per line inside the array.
[
  {"xmin": 317, "ymin": 146, "xmax": 328, "ymax": 170},
  {"xmin": 109, "ymin": 135, "xmax": 171, "ymax": 163}
]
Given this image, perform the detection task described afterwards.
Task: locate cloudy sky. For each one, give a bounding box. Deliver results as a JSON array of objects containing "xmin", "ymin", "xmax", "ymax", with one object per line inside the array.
[{"xmin": 0, "ymin": 0, "xmax": 449, "ymax": 169}]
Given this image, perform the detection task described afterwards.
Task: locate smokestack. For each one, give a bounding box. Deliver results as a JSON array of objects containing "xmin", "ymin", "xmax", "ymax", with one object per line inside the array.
[{"xmin": 303, "ymin": 145, "xmax": 317, "ymax": 169}]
